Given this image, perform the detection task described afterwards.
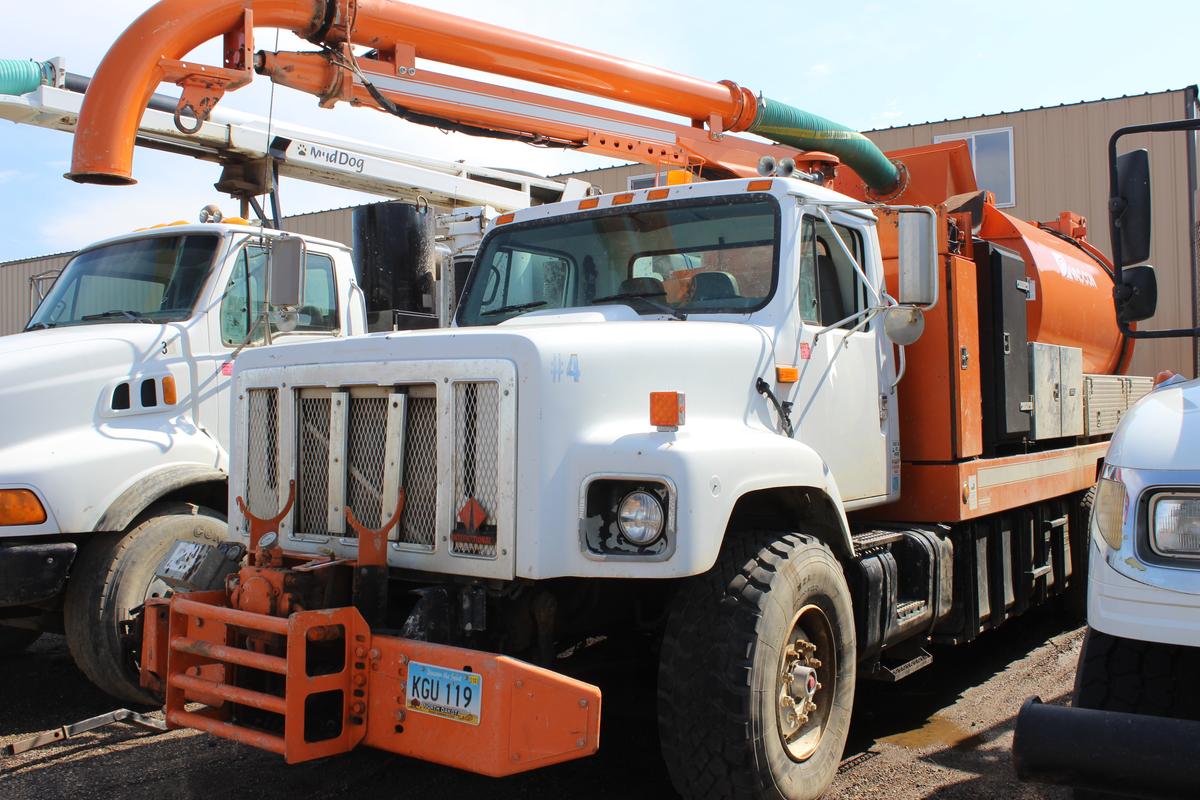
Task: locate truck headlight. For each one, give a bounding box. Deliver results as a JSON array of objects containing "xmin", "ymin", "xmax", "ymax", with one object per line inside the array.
[
  {"xmin": 1150, "ymin": 493, "xmax": 1200, "ymax": 558},
  {"xmin": 1092, "ymin": 477, "xmax": 1126, "ymax": 550},
  {"xmin": 617, "ymin": 490, "xmax": 665, "ymax": 546}
]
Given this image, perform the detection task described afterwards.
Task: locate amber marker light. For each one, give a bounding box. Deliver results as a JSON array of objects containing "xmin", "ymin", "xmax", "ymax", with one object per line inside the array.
[
  {"xmin": 612, "ymin": 193, "xmax": 635, "ymax": 205},
  {"xmin": 496, "ymin": 212, "xmax": 516, "ymax": 225},
  {"xmin": 578, "ymin": 197, "xmax": 600, "ymax": 210},
  {"xmin": 775, "ymin": 366, "xmax": 799, "ymax": 384},
  {"xmin": 747, "ymin": 179, "xmax": 773, "ymax": 192},
  {"xmin": 647, "ymin": 189, "xmax": 670, "ymax": 201},
  {"xmin": 0, "ymin": 489, "xmax": 47, "ymax": 526},
  {"xmin": 650, "ymin": 391, "xmax": 686, "ymax": 430},
  {"xmin": 162, "ymin": 375, "xmax": 178, "ymax": 405}
]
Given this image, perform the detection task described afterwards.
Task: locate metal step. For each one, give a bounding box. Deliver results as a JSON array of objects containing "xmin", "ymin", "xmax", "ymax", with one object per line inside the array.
[
  {"xmin": 864, "ymin": 648, "xmax": 934, "ymax": 682},
  {"xmin": 852, "ymin": 530, "xmax": 904, "ymax": 555}
]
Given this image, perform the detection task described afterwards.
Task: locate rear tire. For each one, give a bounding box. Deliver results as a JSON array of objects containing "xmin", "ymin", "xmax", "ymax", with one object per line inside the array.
[
  {"xmin": 0, "ymin": 626, "xmax": 42, "ymax": 656},
  {"xmin": 658, "ymin": 532, "xmax": 855, "ymax": 800},
  {"xmin": 64, "ymin": 502, "xmax": 226, "ymax": 705},
  {"xmin": 1063, "ymin": 485, "xmax": 1095, "ymax": 621}
]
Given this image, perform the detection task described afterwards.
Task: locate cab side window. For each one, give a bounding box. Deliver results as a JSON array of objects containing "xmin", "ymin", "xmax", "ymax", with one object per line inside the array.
[
  {"xmin": 296, "ymin": 252, "xmax": 339, "ymax": 332},
  {"xmin": 220, "ymin": 245, "xmax": 268, "ymax": 346},
  {"xmin": 219, "ymin": 245, "xmax": 340, "ymax": 346},
  {"xmin": 798, "ymin": 218, "xmax": 865, "ymax": 328}
]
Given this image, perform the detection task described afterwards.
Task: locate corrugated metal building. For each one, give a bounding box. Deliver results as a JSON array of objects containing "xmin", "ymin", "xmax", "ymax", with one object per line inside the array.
[{"xmin": 3, "ymin": 88, "xmax": 1197, "ymax": 377}]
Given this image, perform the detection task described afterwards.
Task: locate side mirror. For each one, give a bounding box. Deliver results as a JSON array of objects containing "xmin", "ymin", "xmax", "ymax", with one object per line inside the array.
[
  {"xmin": 897, "ymin": 207, "xmax": 938, "ymax": 307},
  {"xmin": 268, "ymin": 236, "xmax": 306, "ymax": 308},
  {"xmin": 883, "ymin": 305, "xmax": 926, "ymax": 346},
  {"xmin": 1112, "ymin": 149, "xmax": 1151, "ymax": 267},
  {"xmin": 1114, "ymin": 263, "xmax": 1157, "ymax": 323}
]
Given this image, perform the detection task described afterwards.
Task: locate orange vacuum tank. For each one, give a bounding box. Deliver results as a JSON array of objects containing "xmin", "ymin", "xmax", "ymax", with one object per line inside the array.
[{"xmin": 979, "ymin": 205, "xmax": 1126, "ymax": 375}]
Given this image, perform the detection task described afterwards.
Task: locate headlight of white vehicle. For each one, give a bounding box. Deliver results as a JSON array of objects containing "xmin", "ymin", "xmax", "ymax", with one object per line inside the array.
[
  {"xmin": 1092, "ymin": 477, "xmax": 1126, "ymax": 550},
  {"xmin": 1150, "ymin": 493, "xmax": 1200, "ymax": 558},
  {"xmin": 617, "ymin": 490, "xmax": 665, "ymax": 546}
]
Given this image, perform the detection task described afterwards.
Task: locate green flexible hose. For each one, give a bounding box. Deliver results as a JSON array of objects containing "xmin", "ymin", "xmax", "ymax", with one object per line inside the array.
[
  {"xmin": 0, "ymin": 59, "xmax": 53, "ymax": 96},
  {"xmin": 749, "ymin": 97, "xmax": 899, "ymax": 194}
]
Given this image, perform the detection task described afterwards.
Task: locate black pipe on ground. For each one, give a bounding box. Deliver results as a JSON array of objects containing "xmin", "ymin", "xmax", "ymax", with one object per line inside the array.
[{"xmin": 1013, "ymin": 697, "xmax": 1200, "ymax": 799}]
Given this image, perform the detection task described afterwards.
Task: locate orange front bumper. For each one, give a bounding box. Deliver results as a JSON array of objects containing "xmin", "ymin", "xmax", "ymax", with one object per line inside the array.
[{"xmin": 141, "ymin": 593, "xmax": 601, "ymax": 774}]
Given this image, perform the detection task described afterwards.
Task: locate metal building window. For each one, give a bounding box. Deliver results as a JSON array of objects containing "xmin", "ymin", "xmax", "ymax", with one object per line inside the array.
[
  {"xmin": 933, "ymin": 127, "xmax": 1015, "ymax": 208},
  {"xmin": 627, "ymin": 173, "xmax": 658, "ymax": 190}
]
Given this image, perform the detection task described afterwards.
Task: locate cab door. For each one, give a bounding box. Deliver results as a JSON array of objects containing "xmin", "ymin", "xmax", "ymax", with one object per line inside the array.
[
  {"xmin": 203, "ymin": 240, "xmax": 343, "ymax": 455},
  {"xmin": 781, "ymin": 212, "xmax": 892, "ymax": 504}
]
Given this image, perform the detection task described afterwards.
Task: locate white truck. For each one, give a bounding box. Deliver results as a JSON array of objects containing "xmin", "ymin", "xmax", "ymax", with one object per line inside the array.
[
  {"xmin": 0, "ymin": 58, "xmax": 577, "ymax": 704},
  {"xmin": 1014, "ymin": 119, "xmax": 1200, "ymax": 799}
]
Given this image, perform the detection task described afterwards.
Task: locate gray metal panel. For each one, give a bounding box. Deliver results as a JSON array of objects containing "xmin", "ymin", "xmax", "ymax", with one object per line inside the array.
[
  {"xmin": 1126, "ymin": 376, "xmax": 1154, "ymax": 406},
  {"xmin": 1084, "ymin": 374, "xmax": 1128, "ymax": 435},
  {"xmin": 1082, "ymin": 374, "xmax": 1157, "ymax": 435},
  {"xmin": 1059, "ymin": 346, "xmax": 1084, "ymax": 437},
  {"xmin": 1030, "ymin": 343, "xmax": 1061, "ymax": 439}
]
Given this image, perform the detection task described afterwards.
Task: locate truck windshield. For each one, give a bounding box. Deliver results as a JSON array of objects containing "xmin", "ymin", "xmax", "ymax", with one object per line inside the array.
[
  {"xmin": 456, "ymin": 195, "xmax": 779, "ymax": 326},
  {"xmin": 27, "ymin": 234, "xmax": 220, "ymax": 329}
]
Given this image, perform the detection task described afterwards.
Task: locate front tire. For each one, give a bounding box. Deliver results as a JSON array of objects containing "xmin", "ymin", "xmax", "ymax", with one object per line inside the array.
[
  {"xmin": 658, "ymin": 532, "xmax": 855, "ymax": 800},
  {"xmin": 64, "ymin": 502, "xmax": 226, "ymax": 705}
]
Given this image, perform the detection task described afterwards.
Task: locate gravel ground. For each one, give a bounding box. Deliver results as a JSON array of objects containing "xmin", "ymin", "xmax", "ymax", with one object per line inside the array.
[{"xmin": 0, "ymin": 610, "xmax": 1080, "ymax": 800}]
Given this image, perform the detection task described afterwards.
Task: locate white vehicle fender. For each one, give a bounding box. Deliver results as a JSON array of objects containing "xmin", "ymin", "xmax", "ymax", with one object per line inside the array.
[
  {"xmin": 93, "ymin": 463, "xmax": 226, "ymax": 532},
  {"xmin": 656, "ymin": 425, "xmax": 855, "ymax": 574}
]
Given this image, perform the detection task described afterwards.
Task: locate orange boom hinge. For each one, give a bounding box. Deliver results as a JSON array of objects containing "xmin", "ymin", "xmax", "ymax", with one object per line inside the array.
[{"xmin": 158, "ymin": 9, "xmax": 255, "ymax": 133}]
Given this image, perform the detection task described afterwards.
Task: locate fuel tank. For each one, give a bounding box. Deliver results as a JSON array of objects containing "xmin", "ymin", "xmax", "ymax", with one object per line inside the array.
[{"xmin": 978, "ymin": 205, "xmax": 1127, "ymax": 375}]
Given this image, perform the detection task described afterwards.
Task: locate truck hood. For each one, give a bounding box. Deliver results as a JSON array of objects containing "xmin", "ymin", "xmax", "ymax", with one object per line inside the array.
[
  {"xmin": 0, "ymin": 323, "xmax": 173, "ymax": 451},
  {"xmin": 233, "ymin": 310, "xmax": 778, "ymax": 422},
  {"xmin": 1106, "ymin": 377, "xmax": 1200, "ymax": 471}
]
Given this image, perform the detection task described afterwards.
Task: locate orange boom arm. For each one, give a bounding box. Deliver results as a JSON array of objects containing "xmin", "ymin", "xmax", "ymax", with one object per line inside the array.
[{"xmin": 68, "ymin": 0, "xmax": 822, "ymax": 185}]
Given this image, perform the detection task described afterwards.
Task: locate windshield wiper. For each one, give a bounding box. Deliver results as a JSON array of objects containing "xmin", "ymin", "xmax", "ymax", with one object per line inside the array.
[
  {"xmin": 590, "ymin": 291, "xmax": 686, "ymax": 321},
  {"xmin": 79, "ymin": 310, "xmax": 153, "ymax": 323},
  {"xmin": 25, "ymin": 322, "xmax": 54, "ymax": 331},
  {"xmin": 481, "ymin": 300, "xmax": 548, "ymax": 317}
]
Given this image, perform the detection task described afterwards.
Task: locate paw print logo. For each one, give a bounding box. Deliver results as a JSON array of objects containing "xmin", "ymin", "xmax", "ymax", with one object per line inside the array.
[{"xmin": 296, "ymin": 142, "xmax": 308, "ymax": 157}]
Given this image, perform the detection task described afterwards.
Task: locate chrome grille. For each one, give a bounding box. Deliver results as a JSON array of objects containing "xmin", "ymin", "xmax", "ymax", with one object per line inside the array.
[
  {"xmin": 245, "ymin": 388, "xmax": 279, "ymax": 518},
  {"xmin": 452, "ymin": 382, "xmax": 501, "ymax": 558},
  {"xmin": 399, "ymin": 395, "xmax": 437, "ymax": 548},
  {"xmin": 296, "ymin": 395, "xmax": 332, "ymax": 534},
  {"xmin": 345, "ymin": 394, "xmax": 389, "ymax": 529},
  {"xmin": 245, "ymin": 372, "xmax": 507, "ymax": 567}
]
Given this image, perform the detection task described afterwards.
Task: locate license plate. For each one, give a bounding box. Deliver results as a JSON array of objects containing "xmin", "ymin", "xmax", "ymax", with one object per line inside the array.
[{"xmin": 405, "ymin": 661, "xmax": 483, "ymax": 726}]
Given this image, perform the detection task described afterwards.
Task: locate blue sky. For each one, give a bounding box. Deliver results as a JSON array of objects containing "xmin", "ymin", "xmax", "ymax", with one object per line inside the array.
[{"xmin": 1, "ymin": 0, "xmax": 1195, "ymax": 262}]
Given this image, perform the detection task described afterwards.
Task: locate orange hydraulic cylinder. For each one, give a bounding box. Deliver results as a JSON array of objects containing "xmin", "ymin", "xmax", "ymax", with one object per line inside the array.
[{"xmin": 351, "ymin": 0, "xmax": 756, "ymax": 129}]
